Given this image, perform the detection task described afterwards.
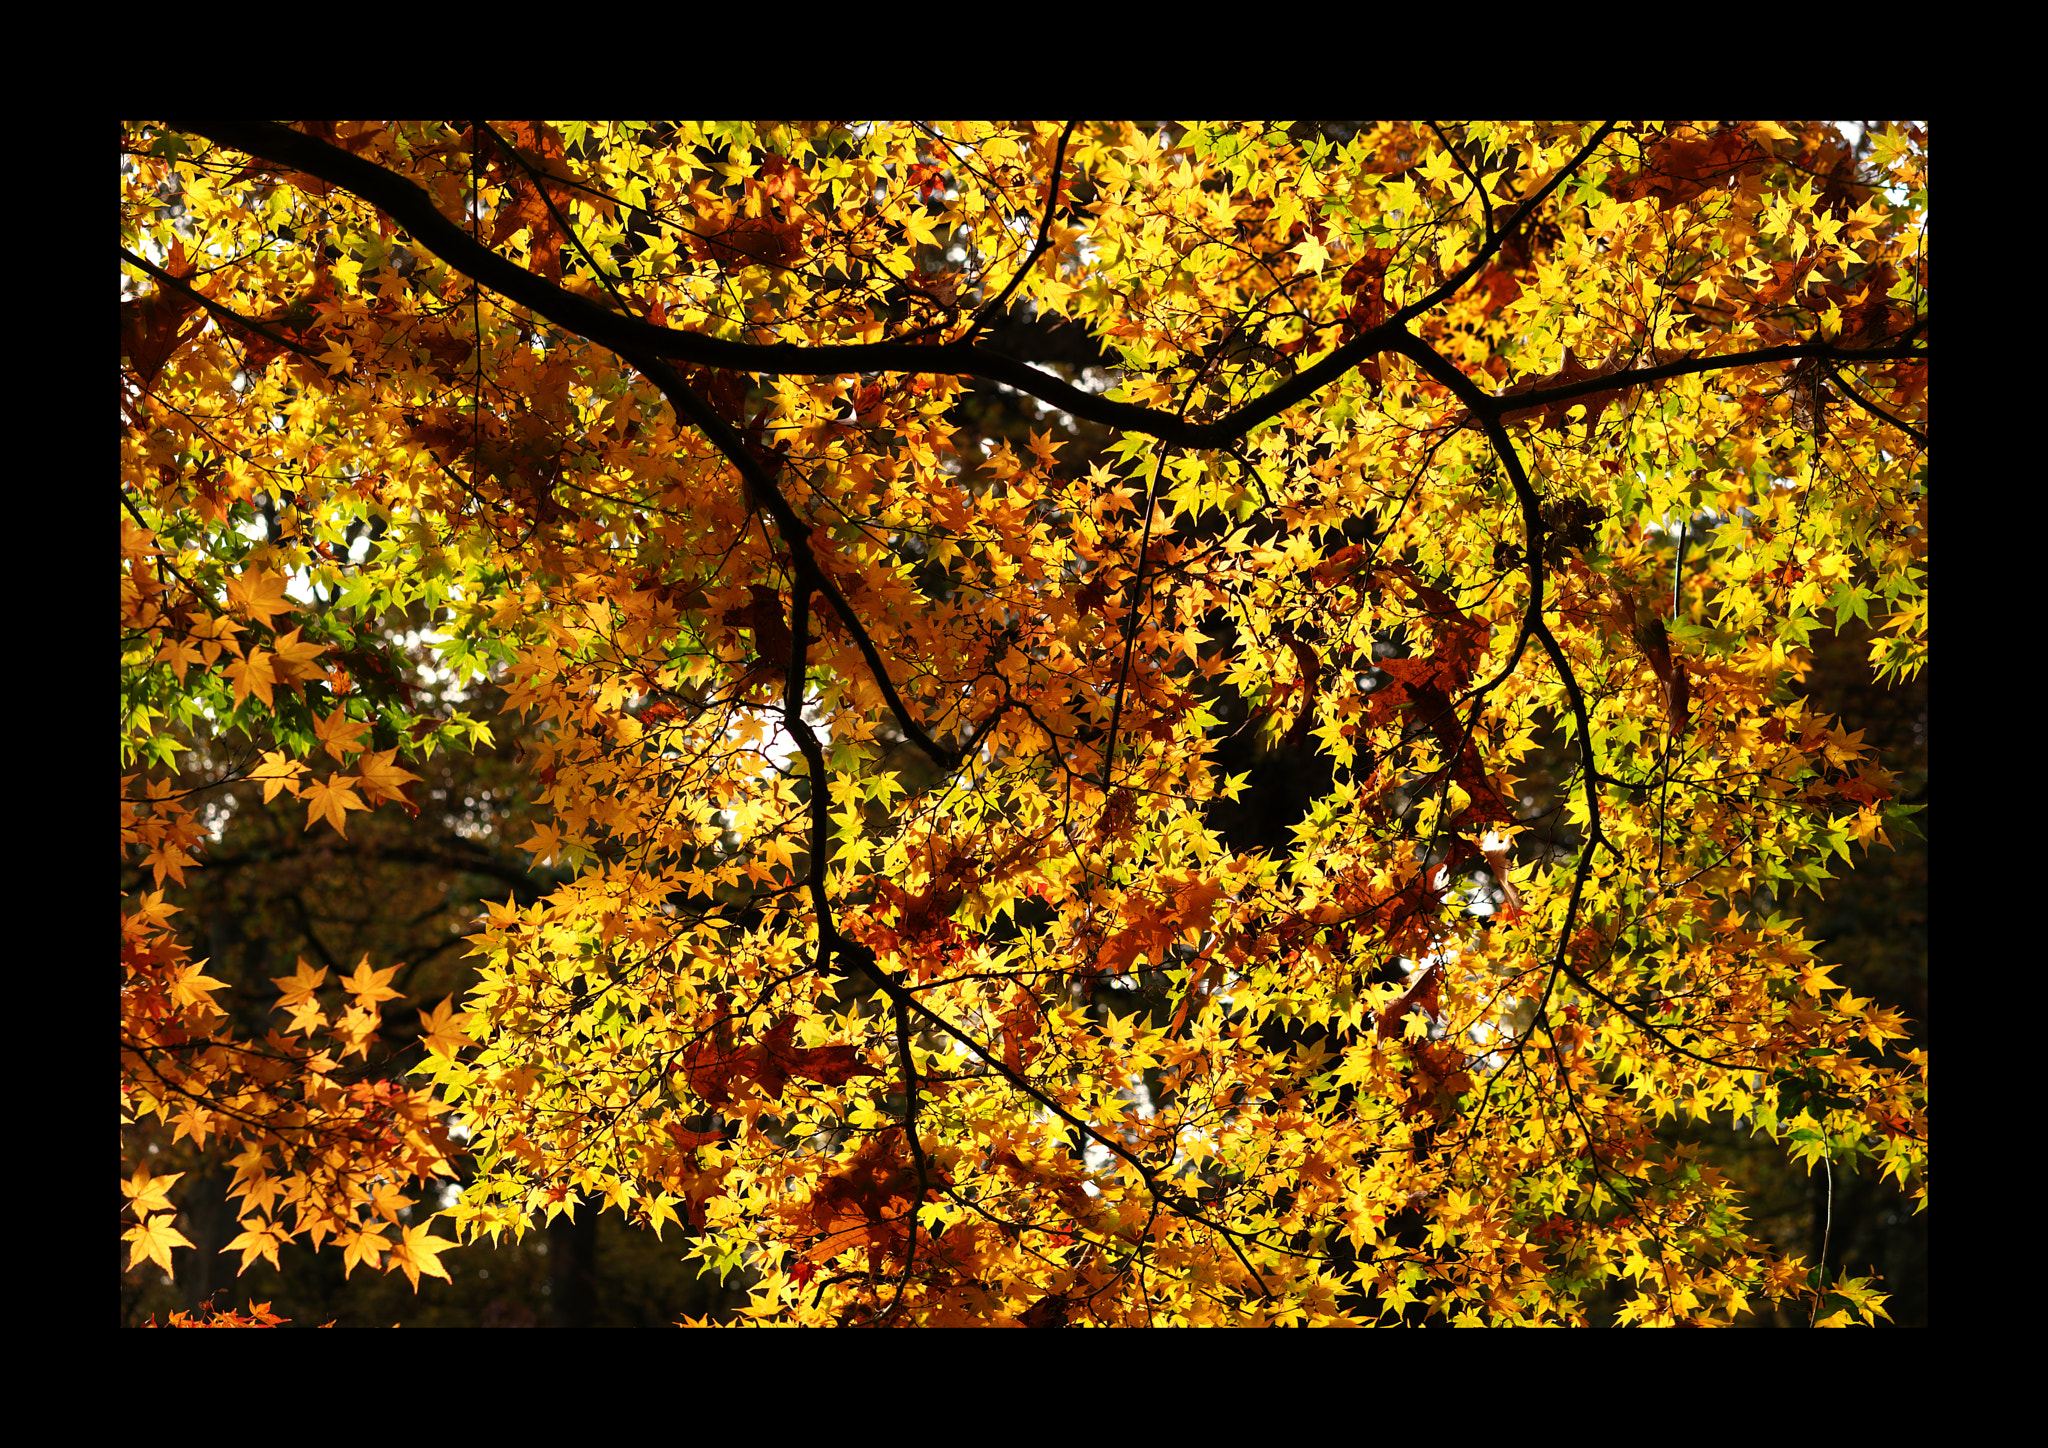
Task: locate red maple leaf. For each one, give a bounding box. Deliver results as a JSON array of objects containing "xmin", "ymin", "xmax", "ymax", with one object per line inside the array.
[{"xmin": 679, "ymin": 1014, "xmax": 876, "ymax": 1106}]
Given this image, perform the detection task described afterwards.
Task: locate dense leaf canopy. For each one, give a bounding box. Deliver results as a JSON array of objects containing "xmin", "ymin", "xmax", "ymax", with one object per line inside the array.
[{"xmin": 122, "ymin": 120, "xmax": 1927, "ymax": 1326}]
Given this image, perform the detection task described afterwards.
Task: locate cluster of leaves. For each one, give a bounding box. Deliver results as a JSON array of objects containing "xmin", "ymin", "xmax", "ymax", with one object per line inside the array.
[
  {"xmin": 140, "ymin": 1295, "xmax": 307, "ymax": 1328},
  {"xmin": 121, "ymin": 120, "xmax": 1926, "ymax": 1325}
]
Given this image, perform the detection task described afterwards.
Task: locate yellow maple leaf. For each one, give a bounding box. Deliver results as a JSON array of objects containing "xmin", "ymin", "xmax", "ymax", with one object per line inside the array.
[
  {"xmin": 520, "ymin": 820, "xmax": 563, "ymax": 865},
  {"xmin": 643, "ymin": 1191, "xmax": 684, "ymax": 1240},
  {"xmin": 223, "ymin": 1217, "xmax": 289, "ymax": 1274},
  {"xmin": 389, "ymin": 1220, "xmax": 456, "ymax": 1290},
  {"xmin": 1823, "ymin": 725, "xmax": 1869, "ymax": 769},
  {"xmin": 317, "ymin": 337, "xmax": 356, "ymax": 374},
  {"xmin": 367, "ymin": 1181, "xmax": 413, "ymax": 1222},
  {"xmin": 331, "ymin": 1003, "xmax": 382, "ymax": 1060},
  {"xmin": 757, "ymin": 833, "xmax": 797, "ymax": 875},
  {"xmin": 125, "ymin": 1213, "xmax": 194, "ymax": 1274},
  {"xmin": 122, "ymin": 1166, "xmax": 183, "ymax": 1219},
  {"xmin": 303, "ymin": 773, "xmax": 368, "ymax": 835},
  {"xmin": 143, "ymin": 836, "xmax": 198, "ymax": 889},
  {"xmin": 281, "ymin": 993, "xmax": 327, "ymax": 1036},
  {"xmin": 1417, "ymin": 148, "xmax": 1463, "ymax": 190},
  {"xmin": 236, "ymin": 1173, "xmax": 286, "ymax": 1220},
  {"xmin": 1290, "ymin": 230, "xmax": 1332, "ymax": 273},
  {"xmin": 169, "ymin": 960, "xmax": 231, "ymax": 1012},
  {"xmin": 1799, "ymin": 961, "xmax": 1842, "ymax": 997},
  {"xmin": 898, "ymin": 207, "xmax": 944, "ymax": 249}
]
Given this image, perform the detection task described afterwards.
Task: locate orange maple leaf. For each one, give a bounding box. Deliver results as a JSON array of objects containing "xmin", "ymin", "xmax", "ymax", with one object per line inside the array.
[
  {"xmin": 339, "ymin": 1224, "xmax": 391, "ymax": 1279},
  {"xmin": 122, "ymin": 1166, "xmax": 183, "ymax": 1219},
  {"xmin": 223, "ymin": 1217, "xmax": 290, "ymax": 1274},
  {"xmin": 249, "ymin": 750, "xmax": 309, "ymax": 803},
  {"xmin": 312, "ymin": 705, "xmax": 372, "ymax": 763},
  {"xmin": 355, "ymin": 748, "xmax": 424, "ymax": 805},
  {"xmin": 224, "ymin": 568, "xmax": 294, "ymax": 630},
  {"xmin": 416, "ymin": 996, "xmax": 473, "ymax": 1060},
  {"xmin": 168, "ymin": 960, "xmax": 231, "ymax": 1013},
  {"xmin": 341, "ymin": 955, "xmax": 404, "ymax": 1008},
  {"xmin": 302, "ymin": 773, "xmax": 368, "ymax": 835},
  {"xmin": 268, "ymin": 625, "xmax": 327, "ymax": 685},
  {"xmin": 389, "ymin": 1220, "xmax": 456, "ymax": 1289},
  {"xmin": 224, "ymin": 647, "xmax": 278, "ymax": 709},
  {"xmin": 270, "ymin": 956, "xmax": 329, "ymax": 1010}
]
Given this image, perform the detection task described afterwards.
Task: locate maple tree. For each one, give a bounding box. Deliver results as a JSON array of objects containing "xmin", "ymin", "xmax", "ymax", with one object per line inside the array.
[{"xmin": 122, "ymin": 120, "xmax": 1928, "ymax": 1326}]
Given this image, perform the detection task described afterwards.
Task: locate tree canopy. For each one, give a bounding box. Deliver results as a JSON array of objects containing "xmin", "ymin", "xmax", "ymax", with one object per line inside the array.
[{"xmin": 121, "ymin": 120, "xmax": 1927, "ymax": 1327}]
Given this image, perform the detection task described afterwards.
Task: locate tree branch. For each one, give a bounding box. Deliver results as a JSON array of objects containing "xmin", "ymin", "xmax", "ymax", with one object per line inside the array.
[
  {"xmin": 626, "ymin": 350, "xmax": 963, "ymax": 771},
  {"xmin": 1823, "ymin": 360, "xmax": 1930, "ymax": 447},
  {"xmin": 965, "ymin": 120, "xmax": 1080, "ymax": 340},
  {"xmin": 173, "ymin": 122, "xmax": 1925, "ymax": 459},
  {"xmin": 119, "ymin": 245, "xmax": 320, "ymax": 361}
]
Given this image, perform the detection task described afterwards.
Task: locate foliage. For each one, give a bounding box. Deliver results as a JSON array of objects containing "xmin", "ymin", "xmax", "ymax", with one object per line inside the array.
[
  {"xmin": 143, "ymin": 1296, "xmax": 301, "ymax": 1328},
  {"xmin": 121, "ymin": 120, "xmax": 1928, "ymax": 1326}
]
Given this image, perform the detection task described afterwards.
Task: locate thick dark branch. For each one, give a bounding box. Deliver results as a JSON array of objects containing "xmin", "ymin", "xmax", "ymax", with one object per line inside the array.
[
  {"xmin": 401, "ymin": 124, "xmax": 961, "ymax": 770},
  {"xmin": 1388, "ymin": 330, "xmax": 1543, "ymax": 587},
  {"xmin": 624, "ymin": 351, "xmax": 961, "ymax": 770},
  {"xmin": 168, "ymin": 121, "xmax": 1401, "ymax": 447},
  {"xmin": 1386, "ymin": 343, "xmax": 1609, "ymax": 806},
  {"xmin": 1392, "ymin": 327, "xmax": 1631, "ymax": 1077},
  {"xmin": 1484, "ymin": 336, "xmax": 1928, "ymax": 421},
  {"xmin": 1099, "ymin": 446, "xmax": 1170, "ymax": 788},
  {"xmin": 777, "ymin": 585, "xmax": 842, "ymax": 973},
  {"xmin": 1530, "ymin": 618, "xmax": 1617, "ymax": 857},
  {"xmin": 171, "ymin": 122, "xmax": 1198, "ymax": 435},
  {"xmin": 176, "ymin": 122, "xmax": 1917, "ymax": 460},
  {"xmin": 1824, "ymin": 360, "xmax": 1930, "ymax": 447}
]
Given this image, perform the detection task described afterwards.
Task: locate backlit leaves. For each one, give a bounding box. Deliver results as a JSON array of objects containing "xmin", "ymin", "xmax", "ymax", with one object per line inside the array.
[{"xmin": 122, "ymin": 120, "xmax": 1926, "ymax": 1324}]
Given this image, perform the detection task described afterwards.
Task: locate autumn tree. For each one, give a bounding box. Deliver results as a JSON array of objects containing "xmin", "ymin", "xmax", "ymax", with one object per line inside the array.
[{"xmin": 121, "ymin": 120, "xmax": 1928, "ymax": 1326}]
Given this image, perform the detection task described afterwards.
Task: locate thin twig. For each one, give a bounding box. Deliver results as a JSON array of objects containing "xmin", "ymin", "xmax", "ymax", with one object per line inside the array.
[
  {"xmin": 118, "ymin": 245, "xmax": 320, "ymax": 362},
  {"xmin": 1823, "ymin": 361, "xmax": 1929, "ymax": 447},
  {"xmin": 966, "ymin": 120, "xmax": 1080, "ymax": 340}
]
